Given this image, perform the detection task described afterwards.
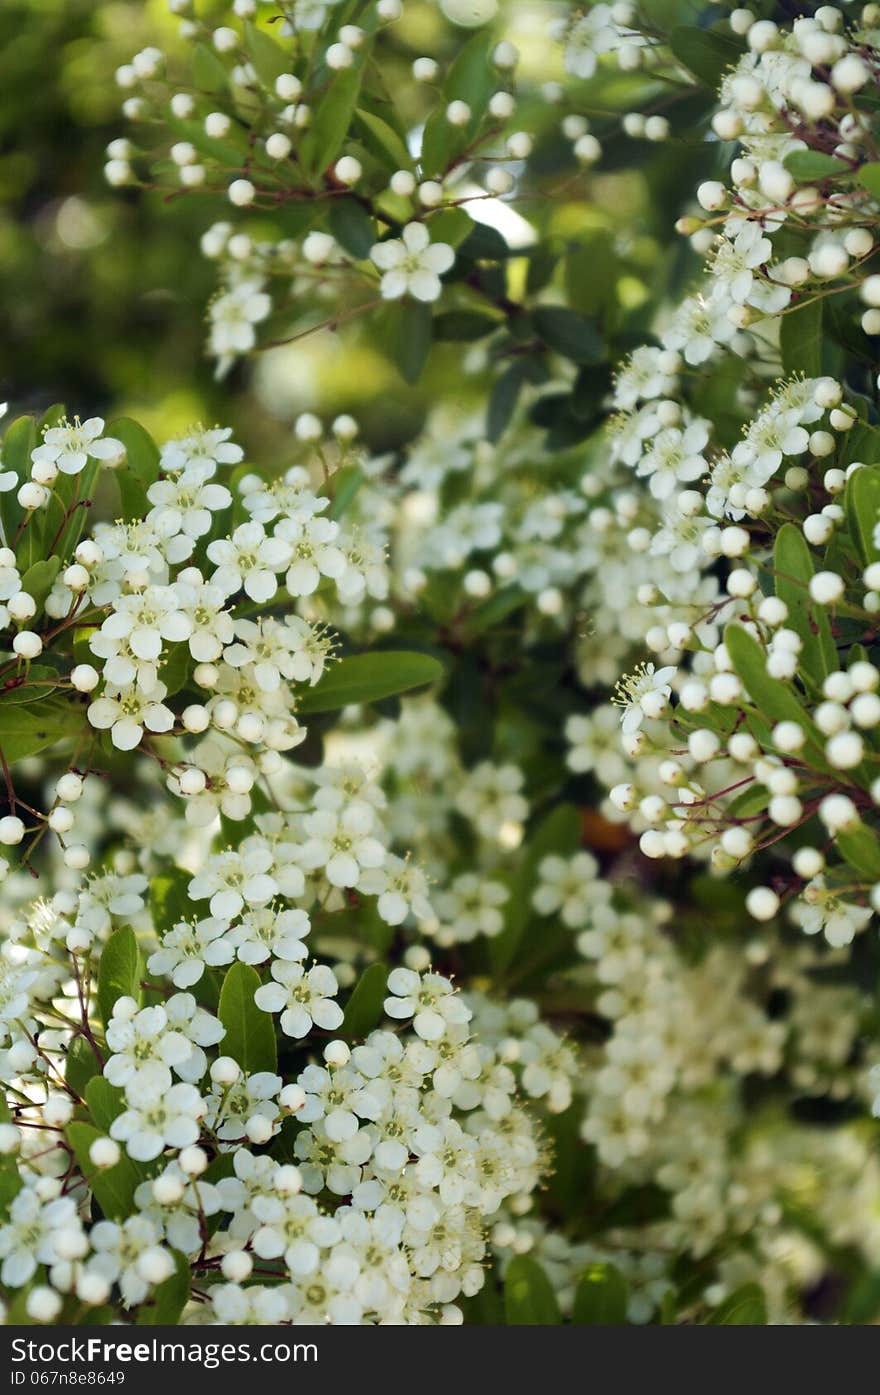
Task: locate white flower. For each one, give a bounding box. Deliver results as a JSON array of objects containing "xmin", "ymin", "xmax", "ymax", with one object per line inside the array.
[
  {"xmin": 105, "ymin": 1003, "xmax": 194, "ymax": 1090},
  {"xmin": 31, "ymin": 417, "xmax": 123, "ymax": 476},
  {"xmin": 275, "ymin": 512, "xmax": 347, "ymax": 595},
  {"xmin": 792, "ymin": 877, "xmax": 873, "ymax": 947},
  {"xmin": 532, "ymin": 852, "xmax": 607, "ymax": 928},
  {"xmin": 160, "ymin": 426, "xmax": 243, "ymax": 476},
  {"xmin": 188, "ymin": 846, "xmax": 279, "ymax": 919},
  {"xmin": 147, "ymin": 464, "xmax": 232, "ymax": 539},
  {"xmin": 86, "ymin": 1218, "xmax": 171, "ymax": 1307},
  {"xmin": 96, "ymin": 586, "xmax": 192, "ymax": 662},
  {"xmin": 370, "ymin": 223, "xmax": 455, "ymax": 302},
  {"xmin": 384, "ymin": 968, "xmax": 472, "ymax": 1042},
  {"xmin": 298, "ymin": 804, "xmax": 386, "ymax": 888},
  {"xmin": 227, "ymin": 906, "xmax": 311, "ymax": 965},
  {"xmin": 110, "ymin": 1080, "xmax": 206, "ymax": 1161},
  {"xmin": 612, "ymin": 663, "xmax": 676, "ymax": 734},
  {"xmin": 357, "ymin": 855, "xmax": 433, "ymax": 926},
  {"xmin": 208, "ymin": 277, "xmax": 272, "ymax": 373},
  {"xmin": 147, "ymin": 918, "xmax": 236, "ymax": 988},
  {"xmin": 0, "ymin": 1190, "xmax": 81, "ymax": 1287},
  {"xmin": 255, "ymin": 960, "xmax": 344, "ymax": 1038},
  {"xmin": 87, "ymin": 682, "xmax": 175, "ymax": 751},
  {"xmin": 207, "ymin": 520, "xmax": 290, "ymax": 603}
]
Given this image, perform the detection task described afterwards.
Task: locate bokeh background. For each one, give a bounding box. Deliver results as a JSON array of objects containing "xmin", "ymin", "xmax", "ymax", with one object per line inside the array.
[{"xmin": 1, "ymin": 0, "xmax": 704, "ymax": 460}]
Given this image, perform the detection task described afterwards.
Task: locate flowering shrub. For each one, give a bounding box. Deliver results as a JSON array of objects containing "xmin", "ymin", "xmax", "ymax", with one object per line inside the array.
[{"xmin": 7, "ymin": 0, "xmax": 880, "ymax": 1331}]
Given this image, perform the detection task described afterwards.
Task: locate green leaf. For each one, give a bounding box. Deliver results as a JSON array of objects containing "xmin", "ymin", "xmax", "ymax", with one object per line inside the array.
[
  {"xmin": 97, "ymin": 926, "xmax": 143, "ymax": 1029},
  {"xmin": 773, "ymin": 523, "xmax": 835, "ymax": 684},
  {"xmin": 845, "ymin": 463, "xmax": 880, "ymax": 565},
  {"xmin": 725, "ymin": 623, "xmax": 826, "ymax": 765},
  {"xmin": 65, "ymin": 1036, "xmax": 101, "ymax": 1099},
  {"xmin": 328, "ymin": 197, "xmax": 375, "ymax": 259},
  {"xmin": 461, "ymin": 584, "xmax": 527, "ymax": 637},
  {"xmin": 433, "ymin": 310, "xmax": 500, "ymax": 342},
  {"xmin": 0, "ymin": 668, "xmax": 59, "ymax": 704},
  {"xmin": 784, "ymin": 150, "xmax": 850, "ymax": 181},
  {"xmin": 856, "ymin": 162, "xmax": 880, "ymax": 198},
  {"xmin": 192, "ymin": 42, "xmax": 229, "ymax": 94},
  {"xmin": 298, "ymin": 651, "xmax": 442, "ymax": 713},
  {"xmin": 218, "ymin": 962, "xmax": 277, "ymax": 1074},
  {"xmin": 836, "ymin": 822, "xmax": 880, "ymax": 879},
  {"xmin": 166, "ymin": 114, "xmax": 248, "ymax": 169},
  {"xmin": 108, "ymin": 418, "xmax": 161, "ymax": 523},
  {"xmin": 706, "ymin": 1283, "xmax": 767, "ymax": 1324},
  {"xmin": 572, "ymin": 1264, "xmax": 629, "ymax": 1325},
  {"xmin": 565, "ymin": 234, "xmax": 618, "ymax": 318},
  {"xmin": 136, "ymin": 1251, "xmax": 190, "ymax": 1325},
  {"xmin": 504, "ymin": 1257, "xmax": 562, "ymax": 1325},
  {"xmin": 0, "ymin": 699, "xmax": 81, "ymax": 766},
  {"xmin": 0, "ymin": 1092, "xmax": 22, "ymax": 1215},
  {"xmin": 780, "ymin": 297, "xmax": 823, "ymax": 377},
  {"xmin": 487, "ymin": 360, "xmax": 528, "ymax": 443},
  {"xmin": 244, "ymin": 22, "xmax": 290, "ymax": 86},
  {"xmin": 85, "ymin": 1077, "xmax": 127, "ymax": 1133},
  {"xmin": 66, "ymin": 1121, "xmax": 141, "ymax": 1221},
  {"xmin": 843, "ymin": 1270, "xmax": 880, "ymax": 1323},
  {"xmin": 445, "ymin": 31, "xmax": 494, "ymax": 113},
  {"xmin": 0, "ymin": 415, "xmax": 36, "ymax": 546},
  {"xmin": 149, "ymin": 869, "xmax": 191, "ymax": 933},
  {"xmin": 669, "ymin": 26, "xmax": 744, "ymax": 88},
  {"xmin": 19, "ymin": 556, "xmax": 61, "ymax": 616},
  {"xmin": 342, "ymin": 963, "xmax": 388, "ymax": 1039},
  {"xmin": 301, "ymin": 66, "xmax": 363, "ymax": 176},
  {"xmin": 532, "ymin": 306, "xmax": 605, "ymax": 364},
  {"xmin": 354, "ymin": 108, "xmax": 413, "ymax": 172},
  {"xmin": 491, "ymin": 803, "xmax": 582, "ymax": 976},
  {"xmin": 328, "ymin": 465, "xmax": 365, "ymax": 520},
  {"xmin": 374, "ymin": 298, "xmax": 433, "ymax": 385}
]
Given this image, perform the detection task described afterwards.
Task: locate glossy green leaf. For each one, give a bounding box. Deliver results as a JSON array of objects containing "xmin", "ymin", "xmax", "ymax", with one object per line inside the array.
[
  {"xmin": 301, "ymin": 67, "xmax": 363, "ymax": 176},
  {"xmin": 66, "ymin": 1121, "xmax": 142, "ymax": 1221},
  {"xmin": 218, "ymin": 962, "xmax": 278, "ymax": 1074},
  {"xmin": 836, "ymin": 823, "xmax": 880, "ymax": 880},
  {"xmin": 97, "ymin": 926, "xmax": 143, "ymax": 1028},
  {"xmin": 533, "ymin": 306, "xmax": 604, "ymax": 364},
  {"xmin": 244, "ymin": 22, "xmax": 290, "ymax": 86},
  {"xmin": 0, "ymin": 415, "xmax": 36, "ymax": 547},
  {"xmin": 0, "ymin": 699, "xmax": 80, "ymax": 765},
  {"xmin": 328, "ymin": 197, "xmax": 375, "ymax": 259},
  {"xmin": 856, "ymin": 162, "xmax": 880, "ymax": 198},
  {"xmin": 845, "ymin": 463, "xmax": 880, "ymax": 565},
  {"xmin": 773, "ymin": 522, "xmax": 835, "ymax": 684},
  {"xmin": 572, "ymin": 1264, "xmax": 629, "ymax": 1325},
  {"xmin": 784, "ymin": 150, "xmax": 850, "ymax": 181},
  {"xmin": 19, "ymin": 556, "xmax": 61, "ymax": 618},
  {"xmin": 725, "ymin": 623, "xmax": 825, "ymax": 764},
  {"xmin": 669, "ymin": 26, "xmax": 744, "ymax": 88},
  {"xmin": 136, "ymin": 1250, "xmax": 191, "ymax": 1325},
  {"xmin": 354, "ymin": 108, "xmax": 413, "ymax": 171},
  {"xmin": 342, "ymin": 963, "xmax": 388, "ymax": 1039},
  {"xmin": 504, "ymin": 1257, "xmax": 562, "ymax": 1325},
  {"xmin": 108, "ymin": 417, "xmax": 161, "ymax": 522},
  {"xmin": 706, "ymin": 1283, "xmax": 767, "ymax": 1324},
  {"xmin": 780, "ymin": 297, "xmax": 823, "ymax": 377},
  {"xmin": 65, "ymin": 1035, "xmax": 101, "ymax": 1099},
  {"xmin": 298, "ymin": 651, "xmax": 443, "ymax": 713},
  {"xmin": 85, "ymin": 1077, "xmax": 127, "ymax": 1133}
]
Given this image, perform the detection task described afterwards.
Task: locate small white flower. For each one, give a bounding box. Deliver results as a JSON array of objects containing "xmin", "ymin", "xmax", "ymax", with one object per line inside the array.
[
  {"xmin": 370, "ymin": 223, "xmax": 454, "ymax": 302},
  {"xmin": 255, "ymin": 960, "xmax": 344, "ymax": 1038}
]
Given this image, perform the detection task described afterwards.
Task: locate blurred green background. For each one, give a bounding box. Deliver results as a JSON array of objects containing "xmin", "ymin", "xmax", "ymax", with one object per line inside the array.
[{"xmin": 0, "ymin": 0, "xmax": 701, "ymax": 458}]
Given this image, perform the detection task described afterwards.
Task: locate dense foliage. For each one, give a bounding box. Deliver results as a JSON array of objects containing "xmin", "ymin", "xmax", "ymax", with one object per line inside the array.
[{"xmin": 4, "ymin": 0, "xmax": 880, "ymax": 1328}]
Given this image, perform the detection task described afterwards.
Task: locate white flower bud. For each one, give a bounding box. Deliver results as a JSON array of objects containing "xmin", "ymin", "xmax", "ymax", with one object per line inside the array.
[{"xmin": 746, "ymin": 887, "xmax": 779, "ymax": 921}]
